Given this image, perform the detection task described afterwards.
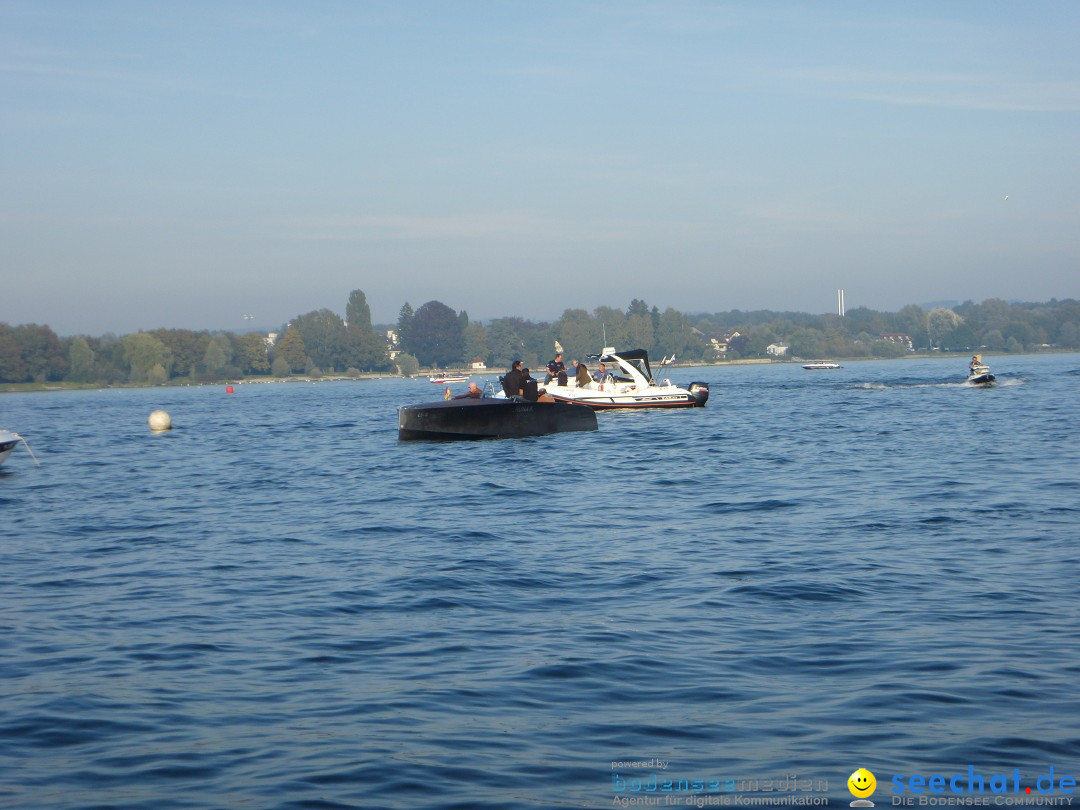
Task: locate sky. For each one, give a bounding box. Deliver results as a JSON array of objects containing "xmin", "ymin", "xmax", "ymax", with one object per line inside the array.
[{"xmin": 2, "ymin": 1, "xmax": 1079, "ymax": 336}]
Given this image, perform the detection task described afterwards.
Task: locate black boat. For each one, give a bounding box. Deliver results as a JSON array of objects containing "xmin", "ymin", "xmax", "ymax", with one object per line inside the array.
[{"xmin": 398, "ymin": 397, "xmax": 598, "ymax": 440}]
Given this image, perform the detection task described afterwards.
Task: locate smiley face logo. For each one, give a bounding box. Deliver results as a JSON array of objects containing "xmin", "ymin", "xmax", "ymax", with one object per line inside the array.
[{"xmin": 848, "ymin": 768, "xmax": 876, "ymax": 798}]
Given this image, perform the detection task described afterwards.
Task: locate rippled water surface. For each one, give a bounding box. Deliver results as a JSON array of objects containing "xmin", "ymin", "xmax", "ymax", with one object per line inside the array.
[{"xmin": 2, "ymin": 354, "xmax": 1079, "ymax": 809}]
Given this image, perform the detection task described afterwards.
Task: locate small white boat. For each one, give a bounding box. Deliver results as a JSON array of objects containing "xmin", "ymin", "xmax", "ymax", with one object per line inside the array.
[
  {"xmin": 534, "ymin": 347, "xmax": 709, "ymax": 410},
  {"xmin": 802, "ymin": 361, "xmax": 841, "ymax": 370},
  {"xmin": 0, "ymin": 429, "xmax": 21, "ymax": 467},
  {"xmin": 429, "ymin": 373, "xmax": 468, "ymax": 384}
]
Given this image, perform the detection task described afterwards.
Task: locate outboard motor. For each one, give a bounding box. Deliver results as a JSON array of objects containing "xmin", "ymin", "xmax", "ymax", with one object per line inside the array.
[{"xmin": 688, "ymin": 381, "xmax": 710, "ymax": 407}]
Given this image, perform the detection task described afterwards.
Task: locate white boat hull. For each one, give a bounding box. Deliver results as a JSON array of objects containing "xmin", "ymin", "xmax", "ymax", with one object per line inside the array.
[
  {"xmin": 545, "ymin": 381, "xmax": 708, "ymax": 409},
  {"xmin": 0, "ymin": 430, "xmax": 19, "ymax": 467}
]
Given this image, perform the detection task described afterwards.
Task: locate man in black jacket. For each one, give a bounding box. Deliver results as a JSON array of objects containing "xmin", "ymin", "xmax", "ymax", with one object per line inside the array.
[{"xmin": 502, "ymin": 360, "xmax": 524, "ymax": 398}]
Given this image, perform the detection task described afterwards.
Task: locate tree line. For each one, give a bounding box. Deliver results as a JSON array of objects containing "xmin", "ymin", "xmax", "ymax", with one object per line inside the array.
[{"xmin": 1, "ymin": 293, "xmax": 1077, "ymax": 384}]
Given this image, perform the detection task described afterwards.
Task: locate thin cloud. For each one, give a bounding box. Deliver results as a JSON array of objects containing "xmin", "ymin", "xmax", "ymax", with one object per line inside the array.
[
  {"xmin": 275, "ymin": 212, "xmax": 708, "ymax": 243},
  {"xmin": 782, "ymin": 67, "xmax": 1080, "ymax": 112}
]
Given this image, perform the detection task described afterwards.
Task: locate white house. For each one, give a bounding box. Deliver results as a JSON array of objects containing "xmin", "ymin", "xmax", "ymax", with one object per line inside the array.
[{"xmin": 766, "ymin": 343, "xmax": 790, "ymax": 357}]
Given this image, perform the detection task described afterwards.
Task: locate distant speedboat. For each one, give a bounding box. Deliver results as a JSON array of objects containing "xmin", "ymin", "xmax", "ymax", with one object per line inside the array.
[
  {"xmin": 0, "ymin": 429, "xmax": 20, "ymax": 467},
  {"xmin": 429, "ymin": 373, "xmax": 468, "ymax": 384},
  {"xmin": 802, "ymin": 361, "xmax": 841, "ymax": 370},
  {"xmin": 398, "ymin": 397, "xmax": 596, "ymax": 440}
]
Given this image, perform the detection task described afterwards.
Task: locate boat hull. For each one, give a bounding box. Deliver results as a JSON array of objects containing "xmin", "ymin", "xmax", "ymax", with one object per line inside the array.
[
  {"xmin": 0, "ymin": 432, "xmax": 18, "ymax": 467},
  {"xmin": 967, "ymin": 373, "xmax": 996, "ymax": 385},
  {"xmin": 398, "ymin": 398, "xmax": 597, "ymax": 440},
  {"xmin": 545, "ymin": 381, "xmax": 709, "ymax": 410}
]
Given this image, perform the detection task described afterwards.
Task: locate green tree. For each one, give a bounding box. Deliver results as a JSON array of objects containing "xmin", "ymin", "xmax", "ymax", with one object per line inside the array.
[
  {"xmin": 203, "ymin": 335, "xmax": 231, "ymax": 378},
  {"xmin": 350, "ymin": 328, "xmax": 392, "ymax": 371},
  {"xmin": 463, "ymin": 321, "xmax": 488, "ymax": 364},
  {"xmin": 237, "ymin": 332, "xmax": 271, "ymax": 374},
  {"xmin": 486, "ymin": 318, "xmax": 527, "ymax": 369},
  {"xmin": 346, "ymin": 289, "xmax": 373, "ymax": 332},
  {"xmin": 10, "ymin": 324, "xmax": 67, "ymax": 382},
  {"xmin": 553, "ymin": 308, "xmax": 600, "ymax": 360},
  {"xmin": 788, "ymin": 327, "xmax": 827, "ymax": 359},
  {"xmin": 397, "ymin": 302, "xmax": 414, "ymax": 354},
  {"xmin": 275, "ymin": 327, "xmax": 307, "ymax": 372},
  {"xmin": 927, "ymin": 307, "xmax": 963, "ymax": 349},
  {"xmin": 627, "ymin": 312, "xmax": 654, "ymax": 351},
  {"xmin": 410, "ymin": 300, "xmax": 465, "ymax": 367},
  {"xmin": 271, "ymin": 355, "xmax": 292, "ymax": 377},
  {"xmin": 0, "ymin": 325, "xmax": 29, "ymax": 382},
  {"xmin": 592, "ymin": 306, "xmax": 630, "ymax": 349},
  {"xmin": 396, "ymin": 352, "xmax": 420, "ymax": 377},
  {"xmin": 123, "ymin": 332, "xmax": 173, "ymax": 382},
  {"xmin": 291, "ymin": 309, "xmax": 351, "ymax": 371},
  {"xmin": 655, "ymin": 308, "xmax": 703, "ymax": 359},
  {"xmin": 894, "ymin": 305, "xmax": 928, "ymax": 349},
  {"xmin": 66, "ymin": 336, "xmax": 96, "ymax": 382},
  {"xmin": 153, "ymin": 329, "xmax": 209, "ymax": 379}
]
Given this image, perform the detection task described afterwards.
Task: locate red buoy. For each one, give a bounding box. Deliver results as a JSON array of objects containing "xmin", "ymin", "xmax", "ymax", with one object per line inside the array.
[{"xmin": 226, "ymin": 385, "xmax": 235, "ymax": 394}]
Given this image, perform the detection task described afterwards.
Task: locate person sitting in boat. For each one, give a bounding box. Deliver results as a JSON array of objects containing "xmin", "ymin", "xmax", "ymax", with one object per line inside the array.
[
  {"xmin": 452, "ymin": 382, "xmax": 483, "ymax": 399},
  {"xmin": 592, "ymin": 362, "xmax": 611, "ymax": 384},
  {"xmin": 520, "ymin": 367, "xmax": 544, "ymax": 401},
  {"xmin": 502, "ymin": 360, "xmax": 524, "ymax": 398},
  {"xmin": 572, "ymin": 359, "xmax": 591, "ymax": 387},
  {"xmin": 545, "ymin": 353, "xmax": 567, "ymax": 385}
]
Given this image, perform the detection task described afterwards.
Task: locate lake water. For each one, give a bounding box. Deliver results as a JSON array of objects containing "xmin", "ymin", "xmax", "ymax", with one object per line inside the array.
[{"xmin": 2, "ymin": 353, "xmax": 1079, "ymax": 810}]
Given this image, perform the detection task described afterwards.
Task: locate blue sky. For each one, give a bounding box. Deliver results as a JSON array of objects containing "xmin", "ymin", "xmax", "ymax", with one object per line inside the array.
[{"xmin": 2, "ymin": 1, "xmax": 1078, "ymax": 335}]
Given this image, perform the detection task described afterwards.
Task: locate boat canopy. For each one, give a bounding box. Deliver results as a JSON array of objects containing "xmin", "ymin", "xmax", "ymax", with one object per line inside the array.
[{"xmin": 590, "ymin": 348, "xmax": 654, "ymax": 382}]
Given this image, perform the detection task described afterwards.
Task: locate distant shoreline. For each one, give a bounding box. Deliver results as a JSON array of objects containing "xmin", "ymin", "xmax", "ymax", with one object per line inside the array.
[{"xmin": 2, "ymin": 350, "xmax": 1073, "ymax": 395}]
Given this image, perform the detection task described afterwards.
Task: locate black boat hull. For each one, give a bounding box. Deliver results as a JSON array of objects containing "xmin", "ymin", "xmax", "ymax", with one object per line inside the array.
[{"xmin": 398, "ymin": 398, "xmax": 598, "ymax": 440}]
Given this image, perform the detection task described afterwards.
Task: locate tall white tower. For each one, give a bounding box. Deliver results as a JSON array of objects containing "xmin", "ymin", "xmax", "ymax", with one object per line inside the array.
[{"xmin": 838, "ymin": 289, "xmax": 845, "ymax": 317}]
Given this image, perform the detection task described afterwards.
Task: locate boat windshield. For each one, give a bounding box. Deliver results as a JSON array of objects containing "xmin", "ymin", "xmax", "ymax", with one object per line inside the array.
[{"xmin": 595, "ymin": 348, "xmax": 654, "ymax": 383}]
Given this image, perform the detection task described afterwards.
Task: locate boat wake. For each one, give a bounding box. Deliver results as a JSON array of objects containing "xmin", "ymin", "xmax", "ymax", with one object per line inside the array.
[{"xmin": 853, "ymin": 378, "xmax": 1024, "ymax": 390}]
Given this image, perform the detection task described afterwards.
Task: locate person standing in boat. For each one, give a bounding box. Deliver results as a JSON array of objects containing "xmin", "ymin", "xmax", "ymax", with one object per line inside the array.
[
  {"xmin": 545, "ymin": 353, "xmax": 567, "ymax": 386},
  {"xmin": 970, "ymin": 355, "xmax": 981, "ymax": 371},
  {"xmin": 502, "ymin": 360, "xmax": 524, "ymax": 398},
  {"xmin": 572, "ymin": 359, "xmax": 591, "ymax": 387}
]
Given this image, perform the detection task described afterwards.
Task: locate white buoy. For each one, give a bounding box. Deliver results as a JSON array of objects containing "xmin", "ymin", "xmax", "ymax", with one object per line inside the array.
[{"xmin": 148, "ymin": 410, "xmax": 172, "ymax": 432}]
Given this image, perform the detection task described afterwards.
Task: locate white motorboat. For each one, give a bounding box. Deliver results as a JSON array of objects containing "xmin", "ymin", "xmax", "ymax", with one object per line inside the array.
[
  {"xmin": 429, "ymin": 372, "xmax": 468, "ymax": 384},
  {"xmin": 802, "ymin": 361, "xmax": 841, "ymax": 370},
  {"xmin": 539, "ymin": 347, "xmax": 709, "ymax": 410},
  {"xmin": 0, "ymin": 429, "xmax": 21, "ymax": 467}
]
